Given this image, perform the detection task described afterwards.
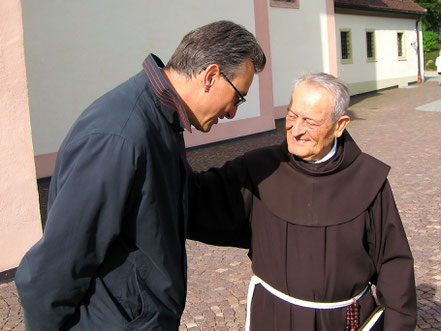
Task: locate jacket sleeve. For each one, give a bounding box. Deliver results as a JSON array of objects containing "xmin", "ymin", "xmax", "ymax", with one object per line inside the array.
[
  {"xmin": 187, "ymin": 155, "xmax": 253, "ymax": 249},
  {"xmin": 369, "ymin": 180, "xmax": 417, "ymax": 330},
  {"xmin": 15, "ymin": 133, "xmax": 138, "ymax": 331}
]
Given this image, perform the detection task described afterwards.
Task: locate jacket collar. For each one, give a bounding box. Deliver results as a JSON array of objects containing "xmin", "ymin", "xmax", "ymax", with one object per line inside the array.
[{"xmin": 142, "ymin": 54, "xmax": 191, "ymax": 133}]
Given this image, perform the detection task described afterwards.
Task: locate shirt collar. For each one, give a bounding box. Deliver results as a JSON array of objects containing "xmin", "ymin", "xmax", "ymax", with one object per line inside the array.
[
  {"xmin": 142, "ymin": 54, "xmax": 191, "ymax": 132},
  {"xmin": 307, "ymin": 137, "xmax": 338, "ymax": 164}
]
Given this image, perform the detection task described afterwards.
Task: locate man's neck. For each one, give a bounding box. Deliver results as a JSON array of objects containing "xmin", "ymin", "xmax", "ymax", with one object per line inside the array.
[{"xmin": 162, "ymin": 68, "xmax": 198, "ymax": 127}]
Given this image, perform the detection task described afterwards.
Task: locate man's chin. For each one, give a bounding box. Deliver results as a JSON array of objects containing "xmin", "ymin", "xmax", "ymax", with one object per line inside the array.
[
  {"xmin": 191, "ymin": 121, "xmax": 211, "ymax": 133},
  {"xmin": 287, "ymin": 145, "xmax": 309, "ymax": 159},
  {"xmin": 202, "ymin": 119, "xmax": 219, "ymax": 132},
  {"xmin": 200, "ymin": 123, "xmax": 213, "ymax": 133}
]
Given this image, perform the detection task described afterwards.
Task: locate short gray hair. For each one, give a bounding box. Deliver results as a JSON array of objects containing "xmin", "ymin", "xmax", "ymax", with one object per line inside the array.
[
  {"xmin": 166, "ymin": 20, "xmax": 266, "ymax": 79},
  {"xmin": 293, "ymin": 73, "xmax": 350, "ymax": 122}
]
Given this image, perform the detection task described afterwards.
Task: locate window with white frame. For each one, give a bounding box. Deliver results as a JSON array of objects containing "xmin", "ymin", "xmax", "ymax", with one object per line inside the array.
[
  {"xmin": 366, "ymin": 30, "xmax": 376, "ymax": 62},
  {"xmin": 340, "ymin": 29, "xmax": 352, "ymax": 64},
  {"xmin": 397, "ymin": 32, "xmax": 406, "ymax": 60}
]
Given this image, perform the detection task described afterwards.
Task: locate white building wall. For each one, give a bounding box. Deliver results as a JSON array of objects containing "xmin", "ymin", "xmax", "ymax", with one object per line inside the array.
[
  {"xmin": 268, "ymin": 0, "xmax": 329, "ymax": 108},
  {"xmin": 21, "ymin": 0, "xmax": 258, "ymax": 157},
  {"xmin": 335, "ymin": 13, "xmax": 420, "ymax": 94}
]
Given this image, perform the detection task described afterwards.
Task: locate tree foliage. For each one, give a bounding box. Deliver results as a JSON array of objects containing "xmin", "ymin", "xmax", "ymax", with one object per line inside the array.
[
  {"xmin": 414, "ymin": 0, "xmax": 441, "ymax": 33},
  {"xmin": 423, "ymin": 30, "xmax": 439, "ymax": 51}
]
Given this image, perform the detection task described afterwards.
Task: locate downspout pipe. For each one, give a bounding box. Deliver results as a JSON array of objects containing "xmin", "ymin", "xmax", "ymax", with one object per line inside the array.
[{"xmin": 416, "ymin": 16, "xmax": 423, "ymax": 83}]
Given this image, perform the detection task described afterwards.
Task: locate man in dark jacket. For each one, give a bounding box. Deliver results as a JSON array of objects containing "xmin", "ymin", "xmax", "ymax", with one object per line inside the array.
[
  {"xmin": 189, "ymin": 73, "xmax": 417, "ymax": 330},
  {"xmin": 15, "ymin": 20, "xmax": 266, "ymax": 331}
]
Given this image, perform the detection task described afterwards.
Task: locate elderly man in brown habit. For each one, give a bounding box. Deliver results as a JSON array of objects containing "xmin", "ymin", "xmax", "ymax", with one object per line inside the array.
[{"xmin": 188, "ymin": 73, "xmax": 417, "ymax": 330}]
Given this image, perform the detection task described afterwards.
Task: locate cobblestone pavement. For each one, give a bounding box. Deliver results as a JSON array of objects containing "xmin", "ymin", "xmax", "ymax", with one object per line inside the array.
[{"xmin": 1, "ymin": 80, "xmax": 440, "ymax": 330}]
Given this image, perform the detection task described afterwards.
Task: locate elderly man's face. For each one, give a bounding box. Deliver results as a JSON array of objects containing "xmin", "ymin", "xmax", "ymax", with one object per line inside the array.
[{"xmin": 285, "ymin": 81, "xmax": 349, "ymax": 161}]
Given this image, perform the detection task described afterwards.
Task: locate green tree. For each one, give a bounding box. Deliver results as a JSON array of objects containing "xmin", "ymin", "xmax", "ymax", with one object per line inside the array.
[
  {"xmin": 414, "ymin": 0, "xmax": 441, "ymax": 33},
  {"xmin": 423, "ymin": 30, "xmax": 439, "ymax": 51}
]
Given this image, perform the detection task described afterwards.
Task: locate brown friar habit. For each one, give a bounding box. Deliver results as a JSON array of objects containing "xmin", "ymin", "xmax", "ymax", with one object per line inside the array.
[{"xmin": 188, "ymin": 130, "xmax": 417, "ymax": 331}]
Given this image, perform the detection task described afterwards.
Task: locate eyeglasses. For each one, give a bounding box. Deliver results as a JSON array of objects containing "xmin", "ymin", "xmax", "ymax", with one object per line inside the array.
[{"xmin": 220, "ymin": 71, "xmax": 246, "ymax": 107}]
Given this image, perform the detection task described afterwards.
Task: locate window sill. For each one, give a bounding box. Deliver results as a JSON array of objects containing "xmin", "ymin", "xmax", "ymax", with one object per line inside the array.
[
  {"xmin": 270, "ymin": 1, "xmax": 300, "ymax": 9},
  {"xmin": 341, "ymin": 59, "xmax": 353, "ymax": 64}
]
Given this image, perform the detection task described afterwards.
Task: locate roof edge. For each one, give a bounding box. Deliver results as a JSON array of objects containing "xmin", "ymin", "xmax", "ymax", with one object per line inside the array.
[{"xmin": 334, "ymin": 3, "xmax": 427, "ymax": 16}]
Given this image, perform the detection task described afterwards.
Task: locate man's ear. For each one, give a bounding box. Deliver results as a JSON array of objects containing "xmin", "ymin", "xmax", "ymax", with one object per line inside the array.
[
  {"xmin": 202, "ymin": 64, "xmax": 220, "ymax": 89},
  {"xmin": 334, "ymin": 115, "xmax": 350, "ymax": 138}
]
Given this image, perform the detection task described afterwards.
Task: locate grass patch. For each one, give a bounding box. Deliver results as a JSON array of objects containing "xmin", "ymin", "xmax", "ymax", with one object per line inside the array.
[{"xmin": 424, "ymin": 43, "xmax": 441, "ymax": 71}]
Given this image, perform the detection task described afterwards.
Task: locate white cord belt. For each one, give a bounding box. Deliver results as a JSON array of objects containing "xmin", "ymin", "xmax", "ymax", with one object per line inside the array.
[{"xmin": 246, "ymin": 275, "xmax": 369, "ymax": 331}]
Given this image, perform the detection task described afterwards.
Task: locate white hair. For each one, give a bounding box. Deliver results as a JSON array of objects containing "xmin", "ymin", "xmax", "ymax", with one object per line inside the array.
[{"xmin": 293, "ymin": 73, "xmax": 350, "ymax": 122}]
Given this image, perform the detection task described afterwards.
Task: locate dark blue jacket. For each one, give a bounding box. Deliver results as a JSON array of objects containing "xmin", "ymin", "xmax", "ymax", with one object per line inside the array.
[{"xmin": 16, "ymin": 54, "xmax": 191, "ymax": 330}]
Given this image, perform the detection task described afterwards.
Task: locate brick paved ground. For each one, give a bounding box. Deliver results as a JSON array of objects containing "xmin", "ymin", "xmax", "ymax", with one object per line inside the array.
[{"xmin": 1, "ymin": 79, "xmax": 440, "ymax": 330}]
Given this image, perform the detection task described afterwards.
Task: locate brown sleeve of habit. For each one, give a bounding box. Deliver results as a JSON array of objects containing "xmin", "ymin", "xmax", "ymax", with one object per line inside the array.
[
  {"xmin": 187, "ymin": 155, "xmax": 252, "ymax": 249},
  {"xmin": 368, "ymin": 180, "xmax": 417, "ymax": 330}
]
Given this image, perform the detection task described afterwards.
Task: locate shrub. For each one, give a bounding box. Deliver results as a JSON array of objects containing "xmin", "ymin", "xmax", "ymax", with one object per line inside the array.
[
  {"xmin": 424, "ymin": 43, "xmax": 440, "ymax": 71},
  {"xmin": 423, "ymin": 30, "xmax": 439, "ymax": 52}
]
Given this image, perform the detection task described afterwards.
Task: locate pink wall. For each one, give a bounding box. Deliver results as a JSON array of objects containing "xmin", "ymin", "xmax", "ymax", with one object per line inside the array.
[
  {"xmin": 0, "ymin": 0, "xmax": 42, "ymax": 272},
  {"xmin": 35, "ymin": 152, "xmax": 57, "ymax": 179},
  {"xmin": 326, "ymin": 0, "xmax": 338, "ymax": 76}
]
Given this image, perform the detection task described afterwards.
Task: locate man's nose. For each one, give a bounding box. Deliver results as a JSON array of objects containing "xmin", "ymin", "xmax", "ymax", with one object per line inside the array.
[
  {"xmin": 291, "ymin": 118, "xmax": 306, "ymax": 136},
  {"xmin": 225, "ymin": 106, "xmax": 238, "ymax": 119}
]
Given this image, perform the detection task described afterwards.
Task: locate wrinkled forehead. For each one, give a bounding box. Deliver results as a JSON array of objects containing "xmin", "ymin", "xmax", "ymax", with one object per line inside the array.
[{"xmin": 290, "ymin": 82, "xmax": 334, "ymax": 107}]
